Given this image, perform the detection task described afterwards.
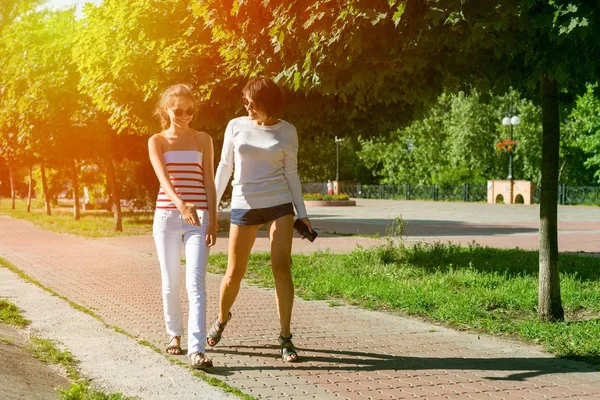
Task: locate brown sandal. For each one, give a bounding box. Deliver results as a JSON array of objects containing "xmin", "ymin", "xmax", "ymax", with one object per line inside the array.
[
  {"xmin": 165, "ymin": 336, "xmax": 182, "ymax": 355},
  {"xmin": 190, "ymin": 352, "xmax": 213, "ymax": 369}
]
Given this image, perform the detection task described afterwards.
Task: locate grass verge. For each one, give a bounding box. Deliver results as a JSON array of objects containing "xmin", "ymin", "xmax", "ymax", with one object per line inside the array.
[
  {"xmin": 208, "ymin": 242, "xmax": 600, "ymax": 366},
  {"xmin": 0, "ymin": 298, "xmax": 31, "ymax": 328},
  {"xmin": 28, "ymin": 337, "xmax": 136, "ymax": 399}
]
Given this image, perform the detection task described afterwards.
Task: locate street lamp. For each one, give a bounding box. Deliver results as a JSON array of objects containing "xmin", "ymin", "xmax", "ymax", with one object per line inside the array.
[
  {"xmin": 334, "ymin": 136, "xmax": 344, "ymax": 181},
  {"xmin": 502, "ymin": 103, "xmax": 520, "ymax": 181}
]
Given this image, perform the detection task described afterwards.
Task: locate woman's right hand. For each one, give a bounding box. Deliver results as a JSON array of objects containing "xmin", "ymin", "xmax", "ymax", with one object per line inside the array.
[{"xmin": 178, "ymin": 202, "xmax": 200, "ymax": 226}]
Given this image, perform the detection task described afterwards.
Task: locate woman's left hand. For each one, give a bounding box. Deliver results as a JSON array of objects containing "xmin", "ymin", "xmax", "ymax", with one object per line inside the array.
[
  {"xmin": 299, "ymin": 217, "xmax": 313, "ymax": 232},
  {"xmin": 205, "ymin": 223, "xmax": 217, "ymax": 247}
]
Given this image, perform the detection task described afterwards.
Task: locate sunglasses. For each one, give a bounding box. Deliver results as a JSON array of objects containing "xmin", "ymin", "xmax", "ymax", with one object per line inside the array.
[{"xmin": 169, "ymin": 107, "xmax": 194, "ymax": 116}]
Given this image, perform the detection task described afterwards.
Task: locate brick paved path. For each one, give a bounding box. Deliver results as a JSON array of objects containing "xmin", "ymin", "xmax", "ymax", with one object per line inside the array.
[{"xmin": 2, "ymin": 200, "xmax": 600, "ymax": 399}]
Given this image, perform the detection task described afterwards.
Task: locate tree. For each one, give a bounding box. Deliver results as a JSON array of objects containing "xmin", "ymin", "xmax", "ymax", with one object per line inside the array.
[
  {"xmin": 0, "ymin": 0, "xmax": 42, "ymax": 209},
  {"xmin": 358, "ymin": 89, "xmax": 546, "ymax": 186},
  {"xmin": 0, "ymin": 9, "xmax": 84, "ymax": 216},
  {"xmin": 0, "ymin": 0, "xmax": 42, "ymax": 30},
  {"xmin": 444, "ymin": 1, "xmax": 600, "ymax": 321},
  {"xmin": 192, "ymin": 0, "xmax": 600, "ymax": 322},
  {"xmin": 73, "ymin": 0, "xmax": 227, "ymax": 229},
  {"xmin": 567, "ymin": 84, "xmax": 600, "ymax": 182}
]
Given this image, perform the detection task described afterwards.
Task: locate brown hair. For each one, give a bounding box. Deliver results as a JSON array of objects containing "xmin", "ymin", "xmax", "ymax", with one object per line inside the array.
[
  {"xmin": 154, "ymin": 83, "xmax": 197, "ymax": 129},
  {"xmin": 242, "ymin": 78, "xmax": 283, "ymax": 117}
]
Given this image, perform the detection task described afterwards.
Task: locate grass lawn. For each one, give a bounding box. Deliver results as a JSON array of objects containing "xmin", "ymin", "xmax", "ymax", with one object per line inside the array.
[
  {"xmin": 0, "ymin": 199, "xmax": 153, "ymax": 237},
  {"xmin": 208, "ymin": 242, "xmax": 600, "ymax": 366}
]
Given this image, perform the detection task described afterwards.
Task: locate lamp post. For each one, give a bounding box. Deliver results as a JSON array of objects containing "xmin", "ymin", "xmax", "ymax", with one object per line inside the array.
[
  {"xmin": 502, "ymin": 102, "xmax": 520, "ymax": 181},
  {"xmin": 334, "ymin": 136, "xmax": 344, "ymax": 181}
]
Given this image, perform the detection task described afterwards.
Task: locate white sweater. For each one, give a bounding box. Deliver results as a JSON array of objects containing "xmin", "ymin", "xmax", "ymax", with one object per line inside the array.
[{"xmin": 215, "ymin": 117, "xmax": 308, "ymax": 218}]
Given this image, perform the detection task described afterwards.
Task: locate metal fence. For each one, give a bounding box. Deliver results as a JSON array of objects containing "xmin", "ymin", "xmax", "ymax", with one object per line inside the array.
[
  {"xmin": 558, "ymin": 184, "xmax": 600, "ymax": 205},
  {"xmin": 302, "ymin": 183, "xmax": 487, "ymax": 202},
  {"xmin": 302, "ymin": 182, "xmax": 600, "ymax": 205}
]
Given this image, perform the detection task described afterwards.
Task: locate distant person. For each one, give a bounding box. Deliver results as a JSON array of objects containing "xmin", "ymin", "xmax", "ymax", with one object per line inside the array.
[
  {"xmin": 148, "ymin": 84, "xmax": 217, "ymax": 369},
  {"xmin": 327, "ymin": 180, "xmax": 333, "ymax": 196},
  {"xmin": 208, "ymin": 77, "xmax": 312, "ymax": 362}
]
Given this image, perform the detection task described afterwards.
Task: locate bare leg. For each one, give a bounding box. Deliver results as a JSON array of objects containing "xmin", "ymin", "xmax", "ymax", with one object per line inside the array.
[
  {"xmin": 269, "ymin": 215, "xmax": 295, "ymax": 339},
  {"xmin": 207, "ymin": 223, "xmax": 259, "ymax": 347}
]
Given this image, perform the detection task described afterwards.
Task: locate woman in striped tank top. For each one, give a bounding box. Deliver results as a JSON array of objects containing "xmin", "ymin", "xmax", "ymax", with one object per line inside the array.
[{"xmin": 148, "ymin": 84, "xmax": 217, "ymax": 370}]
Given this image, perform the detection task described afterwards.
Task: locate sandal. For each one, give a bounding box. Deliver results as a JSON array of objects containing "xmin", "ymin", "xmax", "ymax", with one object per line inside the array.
[
  {"xmin": 190, "ymin": 352, "xmax": 213, "ymax": 369},
  {"xmin": 279, "ymin": 334, "xmax": 299, "ymax": 363},
  {"xmin": 166, "ymin": 336, "xmax": 182, "ymax": 355},
  {"xmin": 206, "ymin": 312, "xmax": 232, "ymax": 347}
]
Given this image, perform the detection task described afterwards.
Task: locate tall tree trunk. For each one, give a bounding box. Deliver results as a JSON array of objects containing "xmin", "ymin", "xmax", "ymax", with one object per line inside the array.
[
  {"xmin": 538, "ymin": 76, "xmax": 564, "ymax": 322},
  {"xmin": 105, "ymin": 156, "xmax": 122, "ymax": 232},
  {"xmin": 9, "ymin": 165, "xmax": 15, "ymax": 209},
  {"xmin": 27, "ymin": 164, "xmax": 33, "ymax": 212},
  {"xmin": 40, "ymin": 162, "xmax": 52, "ymax": 216},
  {"xmin": 71, "ymin": 159, "xmax": 80, "ymax": 220}
]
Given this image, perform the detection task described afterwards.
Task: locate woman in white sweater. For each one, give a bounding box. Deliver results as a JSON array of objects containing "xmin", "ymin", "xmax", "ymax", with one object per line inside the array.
[{"xmin": 209, "ymin": 78, "xmax": 312, "ymax": 362}]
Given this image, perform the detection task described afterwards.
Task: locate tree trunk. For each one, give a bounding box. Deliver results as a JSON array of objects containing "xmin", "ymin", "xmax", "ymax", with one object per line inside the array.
[
  {"xmin": 71, "ymin": 159, "xmax": 80, "ymax": 220},
  {"xmin": 9, "ymin": 165, "xmax": 15, "ymax": 209},
  {"xmin": 105, "ymin": 156, "xmax": 122, "ymax": 232},
  {"xmin": 27, "ymin": 164, "xmax": 33, "ymax": 212},
  {"xmin": 538, "ymin": 76, "xmax": 564, "ymax": 322},
  {"xmin": 40, "ymin": 163, "xmax": 52, "ymax": 216}
]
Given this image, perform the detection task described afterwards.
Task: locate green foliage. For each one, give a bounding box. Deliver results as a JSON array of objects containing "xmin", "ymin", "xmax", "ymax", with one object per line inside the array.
[
  {"xmin": 566, "ymin": 84, "xmax": 600, "ymax": 182},
  {"xmin": 357, "ymin": 88, "xmax": 597, "ymax": 186},
  {"xmin": 74, "ymin": 0, "xmax": 226, "ymax": 135},
  {"xmin": 303, "ymin": 193, "xmax": 350, "ymax": 201},
  {"xmin": 2, "ymin": 0, "xmax": 600, "ymax": 194},
  {"xmin": 0, "ymin": 0, "xmax": 43, "ymax": 32},
  {"xmin": 0, "ymin": 10, "xmax": 82, "ymax": 161}
]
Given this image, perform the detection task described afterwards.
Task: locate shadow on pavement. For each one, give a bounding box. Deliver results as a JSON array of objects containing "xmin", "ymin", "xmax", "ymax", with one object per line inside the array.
[{"xmin": 209, "ymin": 345, "xmax": 599, "ymax": 381}]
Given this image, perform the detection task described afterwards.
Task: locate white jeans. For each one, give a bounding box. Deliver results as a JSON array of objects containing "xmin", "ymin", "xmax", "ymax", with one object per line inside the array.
[{"xmin": 153, "ymin": 209, "xmax": 210, "ymax": 355}]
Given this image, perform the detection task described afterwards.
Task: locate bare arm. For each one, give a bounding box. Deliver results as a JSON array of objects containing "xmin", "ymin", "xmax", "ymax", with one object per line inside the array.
[{"xmin": 196, "ymin": 132, "xmax": 217, "ymax": 246}]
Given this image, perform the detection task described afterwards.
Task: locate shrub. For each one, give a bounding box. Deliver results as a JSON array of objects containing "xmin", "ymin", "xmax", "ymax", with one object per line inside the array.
[{"xmin": 303, "ymin": 193, "xmax": 350, "ymax": 201}]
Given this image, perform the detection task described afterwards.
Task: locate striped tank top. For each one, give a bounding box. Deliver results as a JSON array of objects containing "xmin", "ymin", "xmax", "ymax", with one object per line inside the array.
[{"xmin": 155, "ymin": 150, "xmax": 208, "ymax": 210}]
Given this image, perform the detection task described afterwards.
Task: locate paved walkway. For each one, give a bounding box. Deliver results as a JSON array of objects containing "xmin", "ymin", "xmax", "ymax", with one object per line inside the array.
[{"xmin": 1, "ymin": 200, "xmax": 600, "ymax": 399}]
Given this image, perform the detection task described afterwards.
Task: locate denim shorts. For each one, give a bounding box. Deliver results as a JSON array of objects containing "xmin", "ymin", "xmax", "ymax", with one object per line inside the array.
[{"xmin": 230, "ymin": 203, "xmax": 294, "ymax": 226}]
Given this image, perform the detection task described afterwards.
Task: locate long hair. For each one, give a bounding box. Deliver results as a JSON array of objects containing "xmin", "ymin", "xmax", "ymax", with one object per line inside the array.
[{"xmin": 154, "ymin": 83, "xmax": 197, "ymax": 129}]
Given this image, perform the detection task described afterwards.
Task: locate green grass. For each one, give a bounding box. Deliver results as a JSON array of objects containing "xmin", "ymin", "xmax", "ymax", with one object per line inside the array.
[
  {"xmin": 27, "ymin": 337, "xmax": 80, "ymax": 380},
  {"xmin": 208, "ymin": 242, "xmax": 600, "ymax": 365},
  {"xmin": 0, "ymin": 199, "xmax": 230, "ymax": 237},
  {"xmin": 0, "ymin": 200, "xmax": 153, "ymax": 237},
  {"xmin": 59, "ymin": 384, "xmax": 135, "ymax": 400},
  {"xmin": 0, "ymin": 298, "xmax": 31, "ymax": 328}
]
